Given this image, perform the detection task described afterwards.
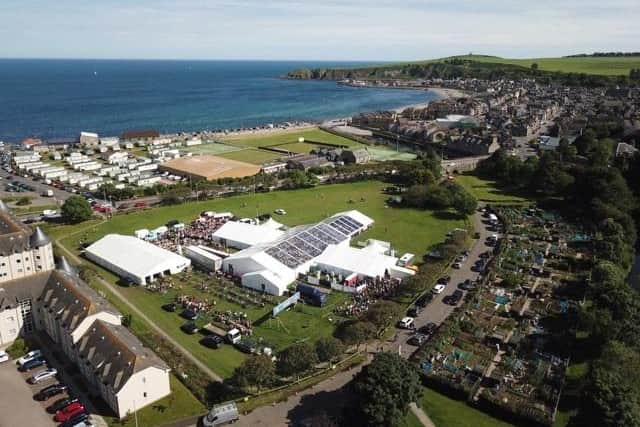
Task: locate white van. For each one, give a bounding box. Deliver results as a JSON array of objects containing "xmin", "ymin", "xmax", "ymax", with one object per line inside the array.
[
  {"xmin": 397, "ymin": 317, "xmax": 415, "ymax": 329},
  {"xmin": 202, "ymin": 402, "xmax": 239, "ymax": 427},
  {"xmin": 226, "ymin": 328, "xmax": 241, "ymax": 344}
]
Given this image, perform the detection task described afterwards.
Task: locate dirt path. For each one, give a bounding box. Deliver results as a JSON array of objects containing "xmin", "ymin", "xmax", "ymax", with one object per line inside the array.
[
  {"xmin": 53, "ymin": 227, "xmax": 224, "ymax": 383},
  {"xmin": 410, "ymin": 403, "xmax": 437, "ymax": 427}
]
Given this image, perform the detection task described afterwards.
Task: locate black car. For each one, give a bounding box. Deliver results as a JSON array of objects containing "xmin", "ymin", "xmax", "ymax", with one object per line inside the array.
[
  {"xmin": 458, "ymin": 280, "xmax": 476, "ymax": 291},
  {"xmin": 181, "ymin": 322, "xmax": 199, "ymax": 334},
  {"xmin": 418, "ymin": 322, "xmax": 438, "ymax": 336},
  {"xmin": 162, "ymin": 302, "xmax": 177, "ymax": 312},
  {"xmin": 436, "ymin": 276, "xmax": 451, "ymax": 285},
  {"xmin": 19, "ymin": 357, "xmax": 46, "ymax": 372},
  {"xmin": 47, "ymin": 397, "xmax": 79, "ymax": 414},
  {"xmin": 415, "ymin": 293, "xmax": 434, "ymax": 308},
  {"xmin": 445, "ymin": 290, "xmax": 464, "ymax": 306},
  {"xmin": 181, "ymin": 308, "xmax": 198, "ymax": 320},
  {"xmin": 235, "ymin": 339, "xmax": 257, "ymax": 354},
  {"xmin": 407, "ymin": 305, "xmax": 422, "ymax": 317},
  {"xmin": 200, "ymin": 335, "xmax": 224, "ymax": 349},
  {"xmin": 407, "ymin": 333, "xmax": 429, "ymax": 346},
  {"xmin": 60, "ymin": 411, "xmax": 89, "ymax": 427},
  {"xmin": 35, "ymin": 383, "xmax": 68, "ymax": 401}
]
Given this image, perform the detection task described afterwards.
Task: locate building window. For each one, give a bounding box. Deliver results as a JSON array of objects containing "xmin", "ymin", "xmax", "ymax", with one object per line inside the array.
[
  {"xmin": 143, "ymin": 392, "xmax": 147, "ymax": 398},
  {"xmin": 8, "ymin": 329, "xmax": 16, "ymax": 335},
  {"xmin": 36, "ymin": 256, "xmax": 40, "ymax": 260},
  {"xmin": 16, "ymin": 259, "xmax": 20, "ymax": 263},
  {"xmin": 17, "ymin": 269, "xmax": 22, "ymax": 273}
]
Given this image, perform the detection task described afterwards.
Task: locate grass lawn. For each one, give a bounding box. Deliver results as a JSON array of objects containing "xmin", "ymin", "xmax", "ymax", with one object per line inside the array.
[
  {"xmin": 414, "ymin": 54, "xmax": 640, "ymax": 76},
  {"xmin": 183, "ymin": 142, "xmax": 246, "ymax": 156},
  {"xmin": 222, "ymin": 128, "xmax": 363, "ymax": 149},
  {"xmin": 367, "ymin": 147, "xmax": 417, "ymax": 162},
  {"xmin": 399, "ymin": 411, "xmax": 423, "ymax": 427},
  {"xmin": 217, "ymin": 148, "xmax": 284, "ymax": 164},
  {"xmin": 272, "ymin": 141, "xmax": 323, "ymax": 154},
  {"xmin": 455, "ymin": 173, "xmax": 529, "ymax": 205},
  {"xmin": 48, "ymin": 181, "xmax": 467, "ymax": 378},
  {"xmin": 106, "ymin": 375, "xmax": 206, "ymax": 427},
  {"xmin": 418, "ymin": 388, "xmax": 514, "ymax": 427}
]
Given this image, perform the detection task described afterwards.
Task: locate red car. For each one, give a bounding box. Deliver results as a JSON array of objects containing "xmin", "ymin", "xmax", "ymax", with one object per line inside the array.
[
  {"xmin": 134, "ymin": 201, "xmax": 147, "ymax": 208},
  {"xmin": 54, "ymin": 402, "xmax": 86, "ymax": 422}
]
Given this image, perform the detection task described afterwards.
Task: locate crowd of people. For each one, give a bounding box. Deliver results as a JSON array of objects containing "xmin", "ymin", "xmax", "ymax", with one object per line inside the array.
[
  {"xmin": 334, "ymin": 276, "xmax": 402, "ymax": 317},
  {"xmin": 152, "ymin": 214, "xmax": 230, "ymax": 252},
  {"xmin": 175, "ymin": 294, "xmax": 253, "ymax": 334}
]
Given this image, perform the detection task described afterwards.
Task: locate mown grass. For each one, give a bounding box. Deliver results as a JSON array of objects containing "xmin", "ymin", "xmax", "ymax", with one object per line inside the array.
[
  {"xmin": 217, "ymin": 148, "xmax": 284, "ymax": 164},
  {"xmin": 221, "ymin": 128, "xmax": 363, "ymax": 149},
  {"xmin": 455, "ymin": 173, "xmax": 529, "ymax": 205},
  {"xmin": 417, "ymin": 388, "xmax": 514, "ymax": 427},
  {"xmin": 420, "ymin": 54, "xmax": 640, "ymax": 76}
]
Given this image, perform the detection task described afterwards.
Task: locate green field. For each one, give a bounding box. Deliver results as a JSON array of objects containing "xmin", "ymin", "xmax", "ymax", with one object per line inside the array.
[
  {"xmin": 367, "ymin": 147, "xmax": 417, "ymax": 162},
  {"xmin": 420, "ymin": 54, "xmax": 640, "ymax": 76},
  {"xmin": 455, "ymin": 173, "xmax": 529, "ymax": 205},
  {"xmin": 48, "ymin": 181, "xmax": 466, "ymax": 378},
  {"xmin": 222, "ymin": 128, "xmax": 364, "ymax": 149},
  {"xmin": 415, "ymin": 388, "xmax": 514, "ymax": 427},
  {"xmin": 273, "ymin": 141, "xmax": 323, "ymax": 154},
  {"xmin": 183, "ymin": 142, "xmax": 246, "ymax": 156},
  {"xmin": 217, "ymin": 148, "xmax": 284, "ymax": 164}
]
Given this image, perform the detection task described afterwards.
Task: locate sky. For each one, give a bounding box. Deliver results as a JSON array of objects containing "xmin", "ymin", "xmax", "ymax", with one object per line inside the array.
[{"xmin": 0, "ymin": 0, "xmax": 638, "ymax": 61}]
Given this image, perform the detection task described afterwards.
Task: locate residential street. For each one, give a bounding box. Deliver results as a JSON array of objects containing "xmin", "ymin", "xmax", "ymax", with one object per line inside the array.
[{"xmin": 235, "ymin": 210, "xmax": 493, "ymax": 426}]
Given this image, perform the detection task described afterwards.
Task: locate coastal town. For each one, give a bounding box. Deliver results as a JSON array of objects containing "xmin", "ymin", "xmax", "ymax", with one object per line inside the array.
[{"xmin": 1, "ymin": 52, "xmax": 640, "ymax": 427}]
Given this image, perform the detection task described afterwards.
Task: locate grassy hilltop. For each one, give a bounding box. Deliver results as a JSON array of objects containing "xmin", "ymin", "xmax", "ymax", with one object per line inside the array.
[{"xmin": 286, "ymin": 54, "xmax": 640, "ymax": 83}]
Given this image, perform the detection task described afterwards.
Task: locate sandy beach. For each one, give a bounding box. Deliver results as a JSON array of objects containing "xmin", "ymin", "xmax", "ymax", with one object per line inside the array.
[{"xmin": 392, "ymin": 87, "xmax": 468, "ymax": 112}]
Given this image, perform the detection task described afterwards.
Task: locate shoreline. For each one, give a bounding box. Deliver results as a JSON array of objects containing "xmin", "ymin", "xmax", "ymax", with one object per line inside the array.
[{"xmin": 9, "ymin": 85, "xmax": 463, "ymax": 146}]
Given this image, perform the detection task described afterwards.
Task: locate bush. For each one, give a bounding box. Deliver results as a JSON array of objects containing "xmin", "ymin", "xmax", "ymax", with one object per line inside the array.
[
  {"xmin": 6, "ymin": 338, "xmax": 31, "ymax": 359},
  {"xmin": 315, "ymin": 337, "xmax": 345, "ymax": 363},
  {"xmin": 16, "ymin": 196, "xmax": 32, "ymax": 206}
]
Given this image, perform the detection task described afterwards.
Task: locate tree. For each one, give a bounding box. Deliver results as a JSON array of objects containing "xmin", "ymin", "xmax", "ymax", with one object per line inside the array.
[
  {"xmin": 349, "ymin": 352, "xmax": 423, "ymax": 427},
  {"xmin": 276, "ymin": 342, "xmax": 318, "ymax": 379},
  {"xmin": 232, "ymin": 354, "xmax": 276, "ymax": 391},
  {"xmin": 335, "ymin": 320, "xmax": 376, "ymax": 348},
  {"xmin": 366, "ymin": 301, "xmax": 402, "ymax": 329},
  {"xmin": 61, "ymin": 195, "xmax": 92, "ymax": 223},
  {"xmin": 315, "ymin": 337, "xmax": 345, "ymax": 363},
  {"xmin": 576, "ymin": 341, "xmax": 640, "ymax": 427},
  {"xmin": 531, "ymin": 62, "xmax": 539, "ymax": 71}
]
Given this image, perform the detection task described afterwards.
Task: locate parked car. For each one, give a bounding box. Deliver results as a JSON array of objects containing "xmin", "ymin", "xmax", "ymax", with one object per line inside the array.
[
  {"xmin": 19, "ymin": 357, "xmax": 46, "ymax": 372},
  {"xmin": 200, "ymin": 335, "xmax": 224, "ymax": 349},
  {"xmin": 407, "ymin": 333, "xmax": 429, "ymax": 346},
  {"xmin": 181, "ymin": 322, "xmax": 199, "ymax": 334},
  {"xmin": 16, "ymin": 349, "xmax": 42, "ymax": 366},
  {"xmin": 59, "ymin": 412, "xmax": 90, "ymax": 427},
  {"xmin": 28, "ymin": 368, "xmax": 58, "ymax": 384},
  {"xmin": 415, "ymin": 293, "xmax": 434, "ymax": 307},
  {"xmin": 397, "ymin": 317, "xmax": 415, "ymax": 329},
  {"xmin": 35, "ymin": 383, "xmax": 68, "ymax": 401},
  {"xmin": 432, "ymin": 284, "xmax": 446, "ymax": 294},
  {"xmin": 48, "ymin": 397, "xmax": 79, "ymax": 414},
  {"xmin": 418, "ymin": 322, "xmax": 438, "ymax": 336},
  {"xmin": 234, "ymin": 339, "xmax": 257, "ymax": 354},
  {"xmin": 162, "ymin": 303, "xmax": 177, "ymax": 312},
  {"xmin": 0, "ymin": 350, "xmax": 9, "ymax": 363},
  {"xmin": 202, "ymin": 402, "xmax": 239, "ymax": 427},
  {"xmin": 452, "ymin": 262, "xmax": 462, "ymax": 269},
  {"xmin": 406, "ymin": 305, "xmax": 422, "ymax": 317},
  {"xmin": 181, "ymin": 308, "xmax": 198, "ymax": 320},
  {"xmin": 54, "ymin": 402, "xmax": 86, "ymax": 422},
  {"xmin": 458, "ymin": 279, "xmax": 476, "ymax": 290},
  {"xmin": 436, "ymin": 276, "xmax": 450, "ymax": 285},
  {"xmin": 274, "ymin": 209, "xmax": 287, "ymax": 215},
  {"xmin": 444, "ymin": 290, "xmax": 464, "ymax": 306}
]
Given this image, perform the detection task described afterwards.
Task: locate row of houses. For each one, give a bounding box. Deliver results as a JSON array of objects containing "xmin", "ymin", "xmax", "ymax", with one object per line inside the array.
[{"xmin": 0, "ymin": 205, "xmax": 171, "ymax": 418}]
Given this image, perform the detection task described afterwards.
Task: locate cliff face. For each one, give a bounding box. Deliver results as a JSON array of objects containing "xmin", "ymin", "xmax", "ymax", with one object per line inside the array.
[{"xmin": 285, "ymin": 66, "xmax": 407, "ymax": 81}]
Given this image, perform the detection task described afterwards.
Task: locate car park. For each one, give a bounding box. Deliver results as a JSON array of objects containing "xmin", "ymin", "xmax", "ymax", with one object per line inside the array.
[
  {"xmin": 35, "ymin": 383, "xmax": 68, "ymax": 401},
  {"xmin": 407, "ymin": 333, "xmax": 429, "ymax": 346},
  {"xmin": 397, "ymin": 317, "xmax": 415, "ymax": 329},
  {"xmin": 181, "ymin": 322, "xmax": 199, "ymax": 334},
  {"xmin": 17, "ymin": 349, "xmax": 42, "ymax": 366},
  {"xmin": 28, "ymin": 368, "xmax": 57, "ymax": 384},
  {"xmin": 432, "ymin": 284, "xmax": 446, "ymax": 294},
  {"xmin": 19, "ymin": 357, "xmax": 46, "ymax": 372}
]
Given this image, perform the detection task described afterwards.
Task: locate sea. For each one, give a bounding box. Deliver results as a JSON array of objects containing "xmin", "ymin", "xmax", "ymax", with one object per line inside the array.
[{"xmin": 0, "ymin": 59, "xmax": 439, "ymax": 143}]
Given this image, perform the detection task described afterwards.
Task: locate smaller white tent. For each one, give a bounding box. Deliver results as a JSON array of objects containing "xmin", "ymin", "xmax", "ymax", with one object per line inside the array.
[{"xmin": 212, "ymin": 221, "xmax": 284, "ymax": 249}]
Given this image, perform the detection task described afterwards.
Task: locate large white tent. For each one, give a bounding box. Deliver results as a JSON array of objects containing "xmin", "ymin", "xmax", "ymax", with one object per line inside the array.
[
  {"xmin": 212, "ymin": 220, "xmax": 285, "ymax": 249},
  {"xmin": 85, "ymin": 234, "xmax": 191, "ymax": 285},
  {"xmin": 221, "ymin": 210, "xmax": 414, "ymax": 296}
]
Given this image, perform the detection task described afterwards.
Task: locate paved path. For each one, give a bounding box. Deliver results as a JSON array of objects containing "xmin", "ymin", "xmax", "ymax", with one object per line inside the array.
[
  {"xmin": 53, "ymin": 229, "xmax": 224, "ymax": 383},
  {"xmin": 410, "ymin": 403, "xmax": 437, "ymax": 427}
]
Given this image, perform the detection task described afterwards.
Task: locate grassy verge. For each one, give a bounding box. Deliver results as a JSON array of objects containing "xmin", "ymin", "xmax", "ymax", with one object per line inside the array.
[
  {"xmin": 106, "ymin": 375, "xmax": 206, "ymax": 427},
  {"xmin": 221, "ymin": 128, "xmax": 364, "ymax": 149},
  {"xmin": 455, "ymin": 173, "xmax": 529, "ymax": 205}
]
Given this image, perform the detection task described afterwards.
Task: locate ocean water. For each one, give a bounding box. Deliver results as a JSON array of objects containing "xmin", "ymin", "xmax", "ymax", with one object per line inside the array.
[{"xmin": 0, "ymin": 59, "xmax": 438, "ymax": 143}]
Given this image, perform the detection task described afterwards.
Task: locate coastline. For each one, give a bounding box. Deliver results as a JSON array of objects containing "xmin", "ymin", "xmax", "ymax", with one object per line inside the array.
[{"xmin": 392, "ymin": 87, "xmax": 467, "ymax": 112}]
